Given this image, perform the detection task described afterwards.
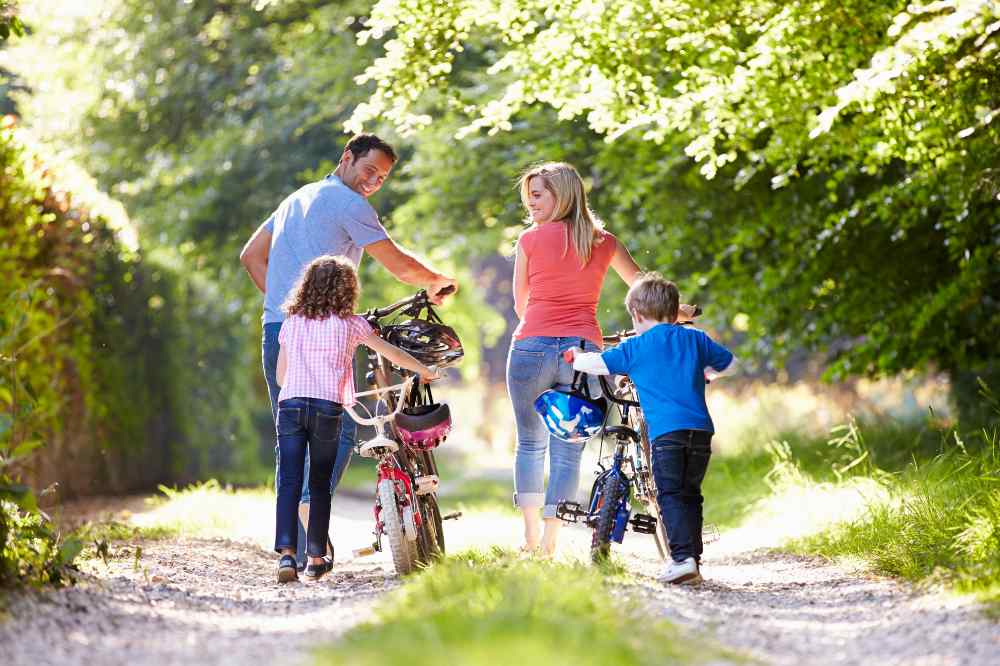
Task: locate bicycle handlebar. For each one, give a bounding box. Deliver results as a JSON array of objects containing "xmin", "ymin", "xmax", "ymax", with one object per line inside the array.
[
  {"xmin": 342, "ymin": 376, "xmax": 416, "ymax": 426},
  {"xmin": 597, "ymin": 375, "xmax": 641, "ymax": 409}
]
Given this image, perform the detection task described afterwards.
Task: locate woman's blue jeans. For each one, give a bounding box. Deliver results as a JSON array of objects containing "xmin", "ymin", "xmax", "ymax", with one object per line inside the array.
[
  {"xmin": 506, "ymin": 336, "xmax": 599, "ymax": 519},
  {"xmin": 275, "ymin": 397, "xmax": 343, "ymax": 556},
  {"xmin": 651, "ymin": 429, "xmax": 713, "ymax": 563}
]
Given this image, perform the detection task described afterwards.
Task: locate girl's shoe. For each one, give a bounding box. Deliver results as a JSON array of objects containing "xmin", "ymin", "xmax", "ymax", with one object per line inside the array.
[
  {"xmin": 660, "ymin": 557, "xmax": 702, "ymax": 585},
  {"xmin": 303, "ymin": 556, "xmax": 333, "ymax": 580},
  {"xmin": 277, "ymin": 555, "xmax": 299, "ymax": 583}
]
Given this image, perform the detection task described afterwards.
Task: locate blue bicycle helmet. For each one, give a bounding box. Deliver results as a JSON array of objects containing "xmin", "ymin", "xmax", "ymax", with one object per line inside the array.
[{"xmin": 533, "ymin": 341, "xmax": 608, "ymax": 443}]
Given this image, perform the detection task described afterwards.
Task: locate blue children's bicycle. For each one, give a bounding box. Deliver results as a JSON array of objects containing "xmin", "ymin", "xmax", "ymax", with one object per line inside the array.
[{"xmin": 556, "ymin": 331, "xmax": 671, "ymax": 562}]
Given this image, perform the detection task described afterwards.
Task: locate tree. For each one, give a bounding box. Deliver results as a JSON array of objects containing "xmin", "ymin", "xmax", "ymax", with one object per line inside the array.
[{"xmin": 349, "ymin": 0, "xmax": 1000, "ymax": 397}]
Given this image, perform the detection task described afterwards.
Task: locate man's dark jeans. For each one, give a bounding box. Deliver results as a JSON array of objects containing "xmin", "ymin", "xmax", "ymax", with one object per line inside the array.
[
  {"xmin": 275, "ymin": 397, "xmax": 343, "ymax": 557},
  {"xmin": 651, "ymin": 429, "xmax": 713, "ymax": 563}
]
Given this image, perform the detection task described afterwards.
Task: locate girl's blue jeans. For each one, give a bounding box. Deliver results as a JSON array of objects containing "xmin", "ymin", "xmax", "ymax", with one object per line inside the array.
[
  {"xmin": 274, "ymin": 397, "xmax": 343, "ymax": 556},
  {"xmin": 263, "ymin": 322, "xmax": 355, "ymax": 562},
  {"xmin": 506, "ymin": 336, "xmax": 599, "ymax": 519}
]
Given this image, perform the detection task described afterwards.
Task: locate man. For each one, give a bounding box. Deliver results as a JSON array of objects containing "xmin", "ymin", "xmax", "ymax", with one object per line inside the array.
[{"xmin": 240, "ymin": 133, "xmax": 457, "ymax": 567}]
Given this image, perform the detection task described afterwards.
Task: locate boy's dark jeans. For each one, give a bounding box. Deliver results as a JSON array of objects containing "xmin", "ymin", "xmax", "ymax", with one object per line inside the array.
[
  {"xmin": 275, "ymin": 397, "xmax": 343, "ymax": 558},
  {"xmin": 651, "ymin": 429, "xmax": 713, "ymax": 563}
]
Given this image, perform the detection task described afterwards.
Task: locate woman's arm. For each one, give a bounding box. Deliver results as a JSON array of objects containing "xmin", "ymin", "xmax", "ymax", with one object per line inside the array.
[
  {"xmin": 512, "ymin": 241, "xmax": 529, "ymax": 320},
  {"xmin": 276, "ymin": 344, "xmax": 287, "ymax": 387},
  {"xmin": 609, "ymin": 238, "xmax": 642, "ymax": 286},
  {"xmin": 362, "ymin": 332, "xmax": 440, "ymax": 382},
  {"xmin": 610, "ymin": 237, "xmax": 697, "ymax": 321}
]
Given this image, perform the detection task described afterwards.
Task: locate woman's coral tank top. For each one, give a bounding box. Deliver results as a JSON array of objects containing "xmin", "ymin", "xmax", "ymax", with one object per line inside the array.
[{"xmin": 513, "ymin": 222, "xmax": 617, "ymax": 348}]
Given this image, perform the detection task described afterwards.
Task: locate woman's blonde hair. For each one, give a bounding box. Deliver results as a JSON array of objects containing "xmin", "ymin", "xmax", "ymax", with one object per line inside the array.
[
  {"xmin": 282, "ymin": 255, "xmax": 359, "ymax": 320},
  {"xmin": 518, "ymin": 162, "xmax": 605, "ymax": 265}
]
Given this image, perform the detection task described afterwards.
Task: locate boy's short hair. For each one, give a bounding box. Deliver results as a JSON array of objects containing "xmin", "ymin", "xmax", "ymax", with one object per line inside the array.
[{"xmin": 625, "ymin": 272, "xmax": 679, "ymax": 323}]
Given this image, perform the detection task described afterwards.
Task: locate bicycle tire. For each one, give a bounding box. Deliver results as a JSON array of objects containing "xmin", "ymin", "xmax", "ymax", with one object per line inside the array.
[
  {"xmin": 377, "ymin": 479, "xmax": 418, "ymax": 575},
  {"xmin": 416, "ymin": 492, "xmax": 445, "ymax": 562},
  {"xmin": 632, "ymin": 392, "xmax": 672, "ymax": 561},
  {"xmin": 591, "ymin": 476, "xmax": 625, "ymax": 563}
]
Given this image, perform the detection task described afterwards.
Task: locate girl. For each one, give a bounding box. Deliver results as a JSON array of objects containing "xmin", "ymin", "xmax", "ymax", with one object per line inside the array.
[
  {"xmin": 506, "ymin": 162, "xmax": 643, "ymax": 557},
  {"xmin": 275, "ymin": 254, "xmax": 438, "ymax": 582}
]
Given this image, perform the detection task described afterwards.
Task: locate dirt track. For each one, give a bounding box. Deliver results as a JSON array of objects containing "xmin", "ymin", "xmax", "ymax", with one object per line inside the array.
[{"xmin": 1, "ymin": 494, "xmax": 997, "ymax": 666}]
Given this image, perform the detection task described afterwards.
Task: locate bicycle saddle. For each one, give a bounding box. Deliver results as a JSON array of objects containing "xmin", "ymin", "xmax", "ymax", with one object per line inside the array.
[{"xmin": 603, "ymin": 425, "xmax": 639, "ymax": 442}]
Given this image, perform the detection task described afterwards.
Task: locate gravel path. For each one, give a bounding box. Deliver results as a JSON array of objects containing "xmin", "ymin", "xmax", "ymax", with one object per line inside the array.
[{"xmin": 1, "ymin": 494, "xmax": 997, "ymax": 666}]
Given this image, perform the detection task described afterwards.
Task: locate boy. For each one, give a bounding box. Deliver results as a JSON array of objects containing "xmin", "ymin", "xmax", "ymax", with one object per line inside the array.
[{"xmin": 565, "ymin": 272, "xmax": 735, "ymax": 584}]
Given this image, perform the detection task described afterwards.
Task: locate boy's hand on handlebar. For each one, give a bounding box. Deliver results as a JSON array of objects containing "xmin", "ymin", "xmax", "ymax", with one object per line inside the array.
[
  {"xmin": 428, "ymin": 277, "xmax": 458, "ymax": 305},
  {"xmin": 678, "ymin": 303, "xmax": 699, "ymax": 323}
]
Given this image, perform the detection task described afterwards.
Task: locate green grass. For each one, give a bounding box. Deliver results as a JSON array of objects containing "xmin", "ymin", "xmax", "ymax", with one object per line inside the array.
[
  {"xmin": 314, "ymin": 548, "xmax": 731, "ymax": 666},
  {"xmin": 786, "ymin": 428, "xmax": 1000, "ymax": 608},
  {"xmin": 708, "ymin": 411, "xmax": 1000, "ymax": 609}
]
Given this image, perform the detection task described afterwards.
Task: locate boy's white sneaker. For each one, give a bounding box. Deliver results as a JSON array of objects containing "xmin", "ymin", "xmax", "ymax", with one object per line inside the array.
[{"xmin": 660, "ymin": 557, "xmax": 702, "ymax": 585}]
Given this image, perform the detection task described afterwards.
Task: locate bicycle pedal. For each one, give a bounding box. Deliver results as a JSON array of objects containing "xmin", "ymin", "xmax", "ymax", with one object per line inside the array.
[
  {"xmin": 629, "ymin": 513, "xmax": 658, "ymax": 535},
  {"xmin": 441, "ymin": 511, "xmax": 462, "ymax": 521},
  {"xmin": 352, "ymin": 544, "xmax": 378, "ymax": 557},
  {"xmin": 555, "ymin": 500, "xmax": 589, "ymax": 523},
  {"xmin": 414, "ymin": 474, "xmax": 439, "ymax": 495}
]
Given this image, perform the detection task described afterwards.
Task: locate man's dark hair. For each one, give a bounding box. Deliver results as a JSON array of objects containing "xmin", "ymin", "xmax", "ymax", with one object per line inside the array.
[{"xmin": 344, "ymin": 133, "xmax": 398, "ymax": 163}]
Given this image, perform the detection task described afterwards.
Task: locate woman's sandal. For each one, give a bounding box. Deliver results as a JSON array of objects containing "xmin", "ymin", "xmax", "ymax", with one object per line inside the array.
[{"xmin": 277, "ymin": 554, "xmax": 298, "ymax": 583}]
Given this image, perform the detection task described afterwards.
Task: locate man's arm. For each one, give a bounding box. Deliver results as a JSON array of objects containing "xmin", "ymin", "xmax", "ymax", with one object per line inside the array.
[
  {"xmin": 239, "ymin": 220, "xmax": 272, "ymax": 293},
  {"xmin": 365, "ymin": 238, "xmax": 457, "ymax": 303}
]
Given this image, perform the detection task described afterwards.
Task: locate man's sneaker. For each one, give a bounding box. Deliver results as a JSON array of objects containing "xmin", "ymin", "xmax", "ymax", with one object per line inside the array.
[
  {"xmin": 277, "ymin": 554, "xmax": 298, "ymax": 583},
  {"xmin": 660, "ymin": 557, "xmax": 702, "ymax": 585}
]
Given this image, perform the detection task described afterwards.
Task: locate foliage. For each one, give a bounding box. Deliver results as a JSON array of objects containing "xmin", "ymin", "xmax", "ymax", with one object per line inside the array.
[
  {"xmin": 0, "ymin": 111, "xmax": 261, "ymax": 494},
  {"xmin": 0, "ymin": 1, "xmax": 24, "ymax": 42},
  {"xmin": 315, "ymin": 548, "xmax": 724, "ymax": 666},
  {"xmin": 349, "ymin": 0, "xmax": 1000, "ymax": 384}
]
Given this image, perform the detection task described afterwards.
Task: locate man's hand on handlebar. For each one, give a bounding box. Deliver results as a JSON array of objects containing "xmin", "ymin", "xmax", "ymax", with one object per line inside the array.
[
  {"xmin": 418, "ymin": 364, "xmax": 442, "ymax": 384},
  {"xmin": 427, "ymin": 277, "xmax": 458, "ymax": 305}
]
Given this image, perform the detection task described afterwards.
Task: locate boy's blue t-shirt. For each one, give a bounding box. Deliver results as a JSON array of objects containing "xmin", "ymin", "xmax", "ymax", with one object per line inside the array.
[{"xmin": 600, "ymin": 324, "xmax": 733, "ymax": 440}]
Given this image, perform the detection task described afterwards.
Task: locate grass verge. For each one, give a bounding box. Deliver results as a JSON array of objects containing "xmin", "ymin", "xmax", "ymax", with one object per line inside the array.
[
  {"xmin": 315, "ymin": 548, "xmax": 729, "ymax": 666},
  {"xmin": 709, "ymin": 412, "xmax": 1000, "ymax": 610}
]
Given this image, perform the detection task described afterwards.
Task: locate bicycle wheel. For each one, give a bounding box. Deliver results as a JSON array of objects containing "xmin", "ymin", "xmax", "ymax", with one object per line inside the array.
[
  {"xmin": 591, "ymin": 475, "xmax": 626, "ymax": 563},
  {"xmin": 416, "ymin": 492, "xmax": 445, "ymax": 562},
  {"xmin": 377, "ymin": 478, "xmax": 418, "ymax": 575},
  {"xmin": 633, "ymin": 405, "xmax": 671, "ymax": 561}
]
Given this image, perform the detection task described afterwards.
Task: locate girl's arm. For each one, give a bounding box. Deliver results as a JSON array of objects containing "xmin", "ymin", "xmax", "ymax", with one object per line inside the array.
[
  {"xmin": 276, "ymin": 344, "xmax": 287, "ymax": 387},
  {"xmin": 362, "ymin": 332, "xmax": 440, "ymax": 382},
  {"xmin": 513, "ymin": 241, "xmax": 529, "ymax": 320},
  {"xmin": 609, "ymin": 238, "xmax": 642, "ymax": 286}
]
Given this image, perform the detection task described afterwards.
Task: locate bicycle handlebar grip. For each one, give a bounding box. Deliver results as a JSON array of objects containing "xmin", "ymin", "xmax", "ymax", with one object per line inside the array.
[
  {"xmin": 435, "ymin": 284, "xmax": 456, "ymax": 296},
  {"xmin": 562, "ymin": 349, "xmax": 574, "ymax": 363}
]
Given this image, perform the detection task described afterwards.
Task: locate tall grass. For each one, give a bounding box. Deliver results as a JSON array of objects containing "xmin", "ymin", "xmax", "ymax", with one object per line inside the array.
[
  {"xmin": 314, "ymin": 549, "xmax": 728, "ymax": 666},
  {"xmin": 788, "ymin": 425, "xmax": 1000, "ymax": 605}
]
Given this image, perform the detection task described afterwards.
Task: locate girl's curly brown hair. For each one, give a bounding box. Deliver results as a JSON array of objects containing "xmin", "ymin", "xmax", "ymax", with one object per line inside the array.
[{"xmin": 282, "ymin": 255, "xmax": 360, "ymax": 320}]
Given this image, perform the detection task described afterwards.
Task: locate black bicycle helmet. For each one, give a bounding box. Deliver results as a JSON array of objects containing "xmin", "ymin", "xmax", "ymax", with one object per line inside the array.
[{"xmin": 383, "ymin": 319, "xmax": 464, "ymax": 367}]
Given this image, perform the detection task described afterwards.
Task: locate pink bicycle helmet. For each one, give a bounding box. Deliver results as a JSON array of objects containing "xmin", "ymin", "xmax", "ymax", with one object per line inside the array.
[{"xmin": 394, "ymin": 403, "xmax": 452, "ymax": 451}]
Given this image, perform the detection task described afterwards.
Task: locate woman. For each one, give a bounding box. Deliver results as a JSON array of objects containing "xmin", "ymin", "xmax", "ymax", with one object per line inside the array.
[{"xmin": 506, "ymin": 162, "xmax": 643, "ymax": 556}]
